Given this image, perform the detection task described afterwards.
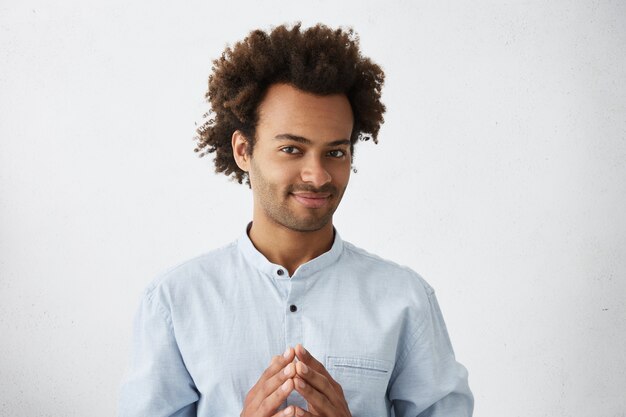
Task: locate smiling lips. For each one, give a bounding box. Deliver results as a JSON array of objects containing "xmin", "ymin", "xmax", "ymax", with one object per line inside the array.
[{"xmin": 291, "ymin": 192, "xmax": 331, "ymax": 208}]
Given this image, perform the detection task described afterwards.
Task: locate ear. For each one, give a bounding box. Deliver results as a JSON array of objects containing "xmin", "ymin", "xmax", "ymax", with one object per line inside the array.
[{"xmin": 231, "ymin": 130, "xmax": 251, "ymax": 172}]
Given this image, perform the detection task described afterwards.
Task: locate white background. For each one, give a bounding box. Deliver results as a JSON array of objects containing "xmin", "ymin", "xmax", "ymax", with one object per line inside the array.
[{"xmin": 1, "ymin": 1, "xmax": 625, "ymax": 416}]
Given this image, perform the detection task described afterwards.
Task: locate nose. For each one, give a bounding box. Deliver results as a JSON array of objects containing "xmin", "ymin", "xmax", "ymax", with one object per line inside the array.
[{"xmin": 300, "ymin": 156, "xmax": 331, "ymax": 188}]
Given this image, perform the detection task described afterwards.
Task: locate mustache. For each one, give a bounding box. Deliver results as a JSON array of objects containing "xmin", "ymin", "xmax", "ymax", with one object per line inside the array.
[{"xmin": 287, "ymin": 184, "xmax": 338, "ymax": 194}]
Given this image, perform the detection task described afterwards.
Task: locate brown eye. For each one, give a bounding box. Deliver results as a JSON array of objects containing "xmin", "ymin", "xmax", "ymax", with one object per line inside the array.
[
  {"xmin": 328, "ymin": 150, "xmax": 346, "ymax": 158},
  {"xmin": 280, "ymin": 146, "xmax": 301, "ymax": 154}
]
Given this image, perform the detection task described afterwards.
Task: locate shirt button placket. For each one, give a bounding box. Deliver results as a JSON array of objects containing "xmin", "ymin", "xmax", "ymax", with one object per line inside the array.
[
  {"xmin": 283, "ymin": 276, "xmax": 307, "ymax": 411},
  {"xmin": 284, "ymin": 279, "xmax": 303, "ymax": 350}
]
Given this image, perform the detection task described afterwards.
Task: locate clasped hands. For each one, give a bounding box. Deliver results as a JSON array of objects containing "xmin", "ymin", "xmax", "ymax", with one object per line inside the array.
[{"xmin": 240, "ymin": 344, "xmax": 352, "ymax": 417}]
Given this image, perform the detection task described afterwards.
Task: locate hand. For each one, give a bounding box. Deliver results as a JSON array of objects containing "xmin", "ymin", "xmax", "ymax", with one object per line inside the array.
[
  {"xmin": 241, "ymin": 347, "xmax": 300, "ymax": 417},
  {"xmin": 292, "ymin": 344, "xmax": 352, "ymax": 417}
]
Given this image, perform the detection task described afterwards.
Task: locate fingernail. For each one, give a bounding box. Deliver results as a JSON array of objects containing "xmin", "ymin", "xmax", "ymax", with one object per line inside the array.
[
  {"xmin": 283, "ymin": 347, "xmax": 291, "ymax": 358},
  {"xmin": 284, "ymin": 363, "xmax": 294, "ymax": 376},
  {"xmin": 283, "ymin": 406, "xmax": 293, "ymax": 416},
  {"xmin": 300, "ymin": 362, "xmax": 308, "ymax": 374},
  {"xmin": 282, "ymin": 379, "xmax": 291, "ymax": 392},
  {"xmin": 296, "ymin": 378, "xmax": 306, "ymax": 389},
  {"xmin": 296, "ymin": 407, "xmax": 305, "ymax": 416}
]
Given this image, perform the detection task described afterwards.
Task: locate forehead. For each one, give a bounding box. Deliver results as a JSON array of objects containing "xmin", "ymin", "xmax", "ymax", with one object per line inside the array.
[{"xmin": 256, "ymin": 83, "xmax": 354, "ymax": 142}]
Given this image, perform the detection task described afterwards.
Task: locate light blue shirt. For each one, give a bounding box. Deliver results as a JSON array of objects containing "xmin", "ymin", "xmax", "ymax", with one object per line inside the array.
[{"xmin": 119, "ymin": 224, "xmax": 473, "ymax": 416}]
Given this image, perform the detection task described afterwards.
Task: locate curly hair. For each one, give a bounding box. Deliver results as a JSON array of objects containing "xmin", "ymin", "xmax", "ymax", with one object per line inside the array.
[{"xmin": 194, "ymin": 22, "xmax": 386, "ymax": 185}]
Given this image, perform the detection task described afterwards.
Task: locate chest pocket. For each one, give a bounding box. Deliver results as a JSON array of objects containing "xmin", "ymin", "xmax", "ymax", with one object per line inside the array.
[{"xmin": 326, "ymin": 356, "xmax": 393, "ymax": 417}]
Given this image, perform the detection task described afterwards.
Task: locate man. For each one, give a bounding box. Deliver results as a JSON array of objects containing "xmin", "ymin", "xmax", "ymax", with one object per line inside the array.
[{"xmin": 119, "ymin": 23, "xmax": 473, "ymax": 417}]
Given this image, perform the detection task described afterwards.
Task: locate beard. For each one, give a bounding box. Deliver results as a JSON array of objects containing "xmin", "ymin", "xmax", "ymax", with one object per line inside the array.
[{"xmin": 249, "ymin": 160, "xmax": 346, "ymax": 233}]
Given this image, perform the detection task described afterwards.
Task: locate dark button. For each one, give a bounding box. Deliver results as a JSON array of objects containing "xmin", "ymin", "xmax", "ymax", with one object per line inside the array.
[
  {"xmin": 277, "ymin": 269, "xmax": 284, "ymax": 276},
  {"xmin": 289, "ymin": 304, "xmax": 297, "ymax": 312}
]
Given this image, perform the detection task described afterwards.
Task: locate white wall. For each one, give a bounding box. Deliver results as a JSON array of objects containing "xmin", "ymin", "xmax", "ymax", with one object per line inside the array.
[{"xmin": 1, "ymin": 1, "xmax": 625, "ymax": 416}]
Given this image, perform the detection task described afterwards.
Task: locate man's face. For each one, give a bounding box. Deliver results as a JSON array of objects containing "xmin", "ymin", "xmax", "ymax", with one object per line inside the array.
[{"xmin": 246, "ymin": 83, "xmax": 354, "ymax": 232}]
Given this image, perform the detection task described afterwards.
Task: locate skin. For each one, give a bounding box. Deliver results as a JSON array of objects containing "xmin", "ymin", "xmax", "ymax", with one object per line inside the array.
[
  {"xmin": 240, "ymin": 345, "xmax": 352, "ymax": 417},
  {"xmin": 233, "ymin": 83, "xmax": 354, "ymax": 416},
  {"xmin": 232, "ymin": 82, "xmax": 354, "ymax": 276}
]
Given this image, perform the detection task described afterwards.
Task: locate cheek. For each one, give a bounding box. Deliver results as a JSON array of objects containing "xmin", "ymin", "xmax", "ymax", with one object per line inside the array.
[
  {"xmin": 266, "ymin": 162, "xmax": 301, "ymax": 183},
  {"xmin": 252, "ymin": 161, "xmax": 298, "ymax": 192},
  {"xmin": 331, "ymin": 164, "xmax": 351, "ymax": 186}
]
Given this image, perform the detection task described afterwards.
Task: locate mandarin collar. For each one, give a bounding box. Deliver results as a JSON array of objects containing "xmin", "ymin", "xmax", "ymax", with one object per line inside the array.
[{"xmin": 237, "ymin": 222, "xmax": 344, "ymax": 279}]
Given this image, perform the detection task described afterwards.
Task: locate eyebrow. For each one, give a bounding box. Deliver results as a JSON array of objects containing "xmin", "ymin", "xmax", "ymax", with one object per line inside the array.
[{"xmin": 274, "ymin": 133, "xmax": 351, "ymax": 147}]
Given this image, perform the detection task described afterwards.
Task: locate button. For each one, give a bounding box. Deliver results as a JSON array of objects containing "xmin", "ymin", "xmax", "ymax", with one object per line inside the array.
[
  {"xmin": 277, "ymin": 269, "xmax": 284, "ymax": 276},
  {"xmin": 289, "ymin": 304, "xmax": 297, "ymax": 312}
]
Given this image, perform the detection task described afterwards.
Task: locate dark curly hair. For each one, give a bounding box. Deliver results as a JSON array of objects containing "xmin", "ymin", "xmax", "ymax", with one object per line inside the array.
[{"xmin": 194, "ymin": 22, "xmax": 386, "ymax": 185}]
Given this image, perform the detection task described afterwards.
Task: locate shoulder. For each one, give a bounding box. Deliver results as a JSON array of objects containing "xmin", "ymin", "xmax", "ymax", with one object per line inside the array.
[
  {"xmin": 340, "ymin": 239, "xmax": 435, "ymax": 296},
  {"xmin": 338, "ymin": 239, "xmax": 439, "ymax": 334},
  {"xmin": 142, "ymin": 240, "xmax": 239, "ymax": 304}
]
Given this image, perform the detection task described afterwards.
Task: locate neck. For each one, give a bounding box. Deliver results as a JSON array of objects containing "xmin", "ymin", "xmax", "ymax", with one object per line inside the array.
[{"xmin": 248, "ymin": 217, "xmax": 335, "ymax": 276}]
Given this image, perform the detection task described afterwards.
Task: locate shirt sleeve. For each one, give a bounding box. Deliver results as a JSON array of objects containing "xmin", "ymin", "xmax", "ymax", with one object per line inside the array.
[
  {"xmin": 118, "ymin": 288, "xmax": 199, "ymax": 417},
  {"xmin": 388, "ymin": 288, "xmax": 474, "ymax": 417}
]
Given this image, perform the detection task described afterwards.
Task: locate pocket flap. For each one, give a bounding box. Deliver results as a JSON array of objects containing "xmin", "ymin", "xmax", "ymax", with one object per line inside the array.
[{"xmin": 326, "ymin": 356, "xmax": 392, "ymax": 378}]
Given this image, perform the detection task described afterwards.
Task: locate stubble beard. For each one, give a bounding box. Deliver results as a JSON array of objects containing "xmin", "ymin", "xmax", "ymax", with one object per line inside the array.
[{"xmin": 251, "ymin": 162, "xmax": 346, "ymax": 233}]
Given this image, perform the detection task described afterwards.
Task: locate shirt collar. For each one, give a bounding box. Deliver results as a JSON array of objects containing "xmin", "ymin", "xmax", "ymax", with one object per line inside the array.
[{"xmin": 236, "ymin": 222, "xmax": 344, "ymax": 279}]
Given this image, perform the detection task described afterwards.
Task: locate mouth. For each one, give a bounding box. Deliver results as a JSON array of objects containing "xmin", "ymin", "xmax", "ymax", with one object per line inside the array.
[{"xmin": 291, "ymin": 192, "xmax": 331, "ymax": 209}]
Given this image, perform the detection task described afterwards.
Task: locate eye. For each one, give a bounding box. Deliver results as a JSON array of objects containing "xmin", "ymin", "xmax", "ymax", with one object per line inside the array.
[
  {"xmin": 328, "ymin": 149, "xmax": 346, "ymax": 158},
  {"xmin": 280, "ymin": 146, "xmax": 301, "ymax": 155}
]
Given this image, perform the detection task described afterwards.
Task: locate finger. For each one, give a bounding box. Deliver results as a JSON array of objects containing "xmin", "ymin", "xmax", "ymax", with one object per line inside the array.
[
  {"xmin": 293, "ymin": 406, "xmax": 313, "ymax": 417},
  {"xmin": 294, "ymin": 360, "xmax": 338, "ymax": 406},
  {"xmin": 293, "ymin": 376, "xmax": 336, "ymax": 417},
  {"xmin": 294, "ymin": 344, "xmax": 326, "ymax": 376},
  {"xmin": 255, "ymin": 347, "xmax": 296, "ymax": 390},
  {"xmin": 255, "ymin": 361, "xmax": 297, "ymax": 406},
  {"xmin": 259, "ymin": 378, "xmax": 296, "ymax": 417},
  {"xmin": 245, "ymin": 347, "xmax": 295, "ymax": 407},
  {"xmin": 270, "ymin": 405, "xmax": 308, "ymax": 417},
  {"xmin": 261, "ymin": 347, "xmax": 296, "ymax": 382},
  {"xmin": 294, "ymin": 344, "xmax": 341, "ymax": 391}
]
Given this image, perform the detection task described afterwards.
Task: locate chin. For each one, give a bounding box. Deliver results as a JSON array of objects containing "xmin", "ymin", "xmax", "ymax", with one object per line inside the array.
[{"xmin": 280, "ymin": 217, "xmax": 332, "ymax": 233}]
